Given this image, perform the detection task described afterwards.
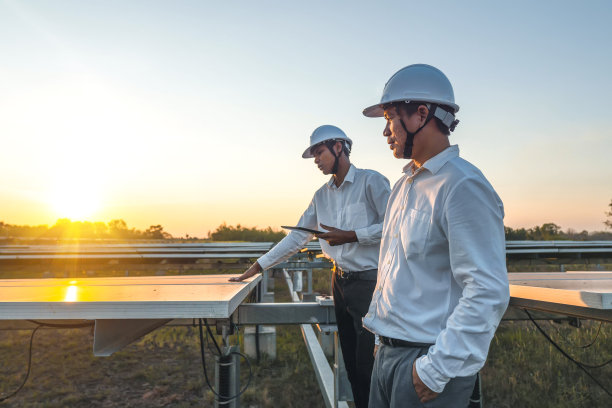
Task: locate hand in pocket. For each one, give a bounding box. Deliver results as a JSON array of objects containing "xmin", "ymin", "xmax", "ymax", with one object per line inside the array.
[{"xmin": 412, "ymin": 360, "xmax": 439, "ymax": 403}]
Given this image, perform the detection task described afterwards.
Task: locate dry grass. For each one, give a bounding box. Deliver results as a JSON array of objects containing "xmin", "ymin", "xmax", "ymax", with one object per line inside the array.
[
  {"xmin": 483, "ymin": 319, "xmax": 611, "ymax": 407},
  {"xmin": 1, "ymin": 269, "xmax": 611, "ymax": 407}
]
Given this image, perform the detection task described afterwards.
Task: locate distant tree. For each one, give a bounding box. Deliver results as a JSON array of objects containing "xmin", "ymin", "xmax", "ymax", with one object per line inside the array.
[
  {"xmin": 505, "ymin": 223, "xmax": 566, "ymax": 241},
  {"xmin": 109, "ymin": 219, "xmax": 128, "ymax": 232},
  {"xmin": 108, "ymin": 219, "xmax": 131, "ymax": 238},
  {"xmin": 605, "ymin": 199, "xmax": 612, "ymax": 230},
  {"xmin": 533, "ymin": 223, "xmax": 564, "ymax": 240},
  {"xmin": 209, "ymin": 223, "xmax": 286, "ymax": 242},
  {"xmin": 564, "ymin": 228, "xmax": 590, "ymax": 241},
  {"xmin": 505, "ymin": 226, "xmax": 528, "ymax": 240},
  {"xmin": 47, "ymin": 218, "xmax": 73, "ymax": 238},
  {"xmin": 588, "ymin": 230, "xmax": 612, "ymax": 240},
  {"xmin": 145, "ymin": 225, "xmax": 172, "ymax": 239},
  {"xmin": 93, "ymin": 221, "xmax": 109, "ymax": 237}
]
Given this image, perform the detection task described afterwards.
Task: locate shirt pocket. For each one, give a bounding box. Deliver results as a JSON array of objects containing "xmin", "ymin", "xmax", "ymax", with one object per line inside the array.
[
  {"xmin": 343, "ymin": 202, "xmax": 368, "ymax": 230},
  {"xmin": 400, "ymin": 208, "xmax": 431, "ymax": 255}
]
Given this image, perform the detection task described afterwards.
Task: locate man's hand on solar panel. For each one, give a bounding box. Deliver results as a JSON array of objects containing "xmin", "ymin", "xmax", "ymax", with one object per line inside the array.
[
  {"xmin": 229, "ymin": 261, "xmax": 262, "ymax": 282},
  {"xmin": 316, "ymin": 223, "xmax": 358, "ymax": 246}
]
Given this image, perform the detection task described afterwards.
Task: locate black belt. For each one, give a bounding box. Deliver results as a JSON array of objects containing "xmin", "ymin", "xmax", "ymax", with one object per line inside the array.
[
  {"xmin": 334, "ymin": 267, "xmax": 377, "ymax": 281},
  {"xmin": 379, "ymin": 336, "xmax": 432, "ymax": 348}
]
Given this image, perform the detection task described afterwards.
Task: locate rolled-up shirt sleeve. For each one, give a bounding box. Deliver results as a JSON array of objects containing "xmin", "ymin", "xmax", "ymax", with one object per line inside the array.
[
  {"xmin": 257, "ymin": 197, "xmax": 317, "ymax": 271},
  {"xmin": 354, "ymin": 173, "xmax": 390, "ymax": 245},
  {"xmin": 415, "ymin": 177, "xmax": 510, "ymax": 393}
]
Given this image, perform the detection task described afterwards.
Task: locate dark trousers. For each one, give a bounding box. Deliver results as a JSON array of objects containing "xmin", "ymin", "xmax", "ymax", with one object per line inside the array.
[
  {"xmin": 332, "ymin": 272, "xmax": 377, "ymax": 408},
  {"xmin": 370, "ymin": 344, "xmax": 477, "ymax": 408}
]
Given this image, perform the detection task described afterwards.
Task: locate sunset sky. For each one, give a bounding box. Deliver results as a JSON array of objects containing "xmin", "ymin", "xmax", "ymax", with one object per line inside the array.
[{"xmin": 1, "ymin": 0, "xmax": 611, "ymax": 237}]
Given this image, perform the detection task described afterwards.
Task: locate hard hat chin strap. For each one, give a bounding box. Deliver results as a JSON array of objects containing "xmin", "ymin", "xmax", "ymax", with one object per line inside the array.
[
  {"xmin": 399, "ymin": 103, "xmax": 437, "ymax": 159},
  {"xmin": 325, "ymin": 140, "xmax": 342, "ymax": 174}
]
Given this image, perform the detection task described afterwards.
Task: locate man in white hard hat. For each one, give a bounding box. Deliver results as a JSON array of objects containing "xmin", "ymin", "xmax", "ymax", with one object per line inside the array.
[
  {"xmin": 230, "ymin": 125, "xmax": 391, "ymax": 408},
  {"xmin": 361, "ymin": 64, "xmax": 509, "ymax": 407}
]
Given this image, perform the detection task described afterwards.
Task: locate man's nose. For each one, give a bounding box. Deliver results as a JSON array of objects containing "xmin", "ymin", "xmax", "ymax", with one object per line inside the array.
[{"xmin": 383, "ymin": 123, "xmax": 391, "ymax": 137}]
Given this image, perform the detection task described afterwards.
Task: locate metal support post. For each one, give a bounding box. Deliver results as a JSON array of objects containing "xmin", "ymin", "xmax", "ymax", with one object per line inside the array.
[
  {"xmin": 306, "ymin": 268, "xmax": 313, "ymax": 295},
  {"xmin": 260, "ymin": 269, "xmax": 275, "ymax": 303},
  {"xmin": 214, "ymin": 345, "xmax": 241, "ymax": 408},
  {"xmin": 292, "ymin": 270, "xmax": 303, "ymax": 292},
  {"xmin": 243, "ymin": 325, "xmax": 276, "ymax": 360},
  {"xmin": 255, "ymin": 278, "xmax": 262, "ymax": 303},
  {"xmin": 244, "ymin": 270, "xmax": 276, "ymax": 360},
  {"xmin": 316, "ymin": 324, "xmax": 335, "ymax": 358},
  {"xmin": 261, "ymin": 269, "xmax": 268, "ymax": 295},
  {"xmin": 333, "ymin": 331, "xmax": 353, "ymax": 407}
]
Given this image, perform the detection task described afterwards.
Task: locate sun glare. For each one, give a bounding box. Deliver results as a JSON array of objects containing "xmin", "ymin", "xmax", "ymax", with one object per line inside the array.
[
  {"xmin": 64, "ymin": 285, "xmax": 78, "ymax": 302},
  {"xmin": 49, "ymin": 178, "xmax": 102, "ymax": 221}
]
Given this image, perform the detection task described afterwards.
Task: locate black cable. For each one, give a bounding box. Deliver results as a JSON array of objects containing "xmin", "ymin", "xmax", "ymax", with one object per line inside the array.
[
  {"xmin": 548, "ymin": 318, "xmax": 604, "ymax": 350},
  {"xmin": 204, "ymin": 319, "xmax": 222, "ymax": 356},
  {"xmin": 26, "ymin": 320, "xmax": 94, "ymax": 328},
  {"xmin": 198, "ymin": 319, "xmax": 215, "ymax": 389},
  {"xmin": 528, "ymin": 314, "xmax": 612, "ymax": 368},
  {"xmin": 193, "ymin": 319, "xmax": 217, "ymax": 356},
  {"xmin": 524, "ymin": 310, "xmax": 612, "ymax": 397},
  {"xmin": 578, "ymin": 322, "xmax": 603, "ymax": 349},
  {"xmin": 255, "ymin": 325, "xmax": 261, "ymax": 363},
  {"xmin": 204, "ymin": 323, "xmax": 220, "ymax": 357},
  {"xmin": 0, "ymin": 325, "xmax": 40, "ymax": 402},
  {"xmin": 197, "ymin": 319, "xmax": 252, "ymax": 403}
]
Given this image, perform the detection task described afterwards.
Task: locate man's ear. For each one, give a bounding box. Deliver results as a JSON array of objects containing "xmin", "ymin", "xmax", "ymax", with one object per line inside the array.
[
  {"xmin": 417, "ymin": 105, "xmax": 429, "ymax": 123},
  {"xmin": 334, "ymin": 141, "xmax": 343, "ymax": 155}
]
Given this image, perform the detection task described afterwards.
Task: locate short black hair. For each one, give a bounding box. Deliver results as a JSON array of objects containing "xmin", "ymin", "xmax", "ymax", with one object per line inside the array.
[
  {"xmin": 310, "ymin": 140, "xmax": 351, "ymax": 157},
  {"xmin": 340, "ymin": 140, "xmax": 351, "ymax": 157},
  {"xmin": 395, "ymin": 102, "xmax": 455, "ymax": 136}
]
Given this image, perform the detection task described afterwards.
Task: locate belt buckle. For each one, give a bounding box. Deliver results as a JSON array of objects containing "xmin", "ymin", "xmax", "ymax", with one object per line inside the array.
[
  {"xmin": 383, "ymin": 336, "xmax": 397, "ymax": 347},
  {"xmin": 336, "ymin": 266, "xmax": 348, "ymax": 279}
]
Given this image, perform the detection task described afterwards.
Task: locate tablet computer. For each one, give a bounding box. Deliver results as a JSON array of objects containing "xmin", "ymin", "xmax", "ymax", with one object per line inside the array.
[{"xmin": 281, "ymin": 225, "xmax": 324, "ymax": 234}]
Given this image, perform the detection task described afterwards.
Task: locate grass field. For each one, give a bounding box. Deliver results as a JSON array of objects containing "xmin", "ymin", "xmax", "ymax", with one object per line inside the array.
[{"xmin": 1, "ymin": 268, "xmax": 611, "ymax": 407}]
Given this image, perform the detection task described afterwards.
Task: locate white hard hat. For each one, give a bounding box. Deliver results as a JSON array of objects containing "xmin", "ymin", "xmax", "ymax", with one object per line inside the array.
[
  {"xmin": 363, "ymin": 64, "xmax": 459, "ymax": 118},
  {"xmin": 302, "ymin": 125, "xmax": 353, "ymax": 158}
]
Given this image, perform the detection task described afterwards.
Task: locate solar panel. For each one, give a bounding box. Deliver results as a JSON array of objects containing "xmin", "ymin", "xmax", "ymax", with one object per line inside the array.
[
  {"xmin": 0, "ymin": 274, "xmax": 261, "ymax": 320},
  {"xmin": 0, "ymin": 274, "xmax": 262, "ymax": 355},
  {"xmin": 508, "ymin": 272, "xmax": 612, "ymax": 321}
]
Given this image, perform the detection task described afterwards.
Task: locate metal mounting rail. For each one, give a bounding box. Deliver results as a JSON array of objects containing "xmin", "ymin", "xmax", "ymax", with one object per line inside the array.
[
  {"xmin": 1, "ymin": 240, "xmax": 611, "ymax": 260},
  {"xmin": 283, "ymin": 269, "xmax": 349, "ymax": 408},
  {"xmin": 233, "ymin": 302, "xmax": 335, "ymax": 325}
]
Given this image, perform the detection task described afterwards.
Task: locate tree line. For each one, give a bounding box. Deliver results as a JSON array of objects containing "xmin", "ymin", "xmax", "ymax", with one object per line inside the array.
[
  {"xmin": 0, "ymin": 219, "xmax": 171, "ymax": 240},
  {"xmin": 2, "ymin": 198, "xmax": 611, "ymax": 242},
  {"xmin": 505, "ymin": 199, "xmax": 612, "ymax": 240},
  {"xmin": 0, "ymin": 219, "xmax": 286, "ymax": 242},
  {"xmin": 504, "ymin": 223, "xmax": 612, "ymax": 241}
]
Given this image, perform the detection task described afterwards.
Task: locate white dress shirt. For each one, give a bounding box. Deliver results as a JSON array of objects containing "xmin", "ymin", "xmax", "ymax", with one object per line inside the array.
[
  {"xmin": 258, "ymin": 164, "xmax": 391, "ymax": 271},
  {"xmin": 363, "ymin": 145, "xmax": 510, "ymax": 393}
]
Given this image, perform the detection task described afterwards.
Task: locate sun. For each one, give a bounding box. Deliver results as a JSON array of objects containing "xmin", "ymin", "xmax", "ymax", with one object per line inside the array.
[{"xmin": 49, "ymin": 181, "xmax": 102, "ymax": 221}]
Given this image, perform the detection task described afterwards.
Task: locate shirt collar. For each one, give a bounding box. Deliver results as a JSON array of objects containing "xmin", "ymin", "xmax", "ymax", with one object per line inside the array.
[
  {"xmin": 327, "ymin": 164, "xmax": 356, "ymax": 188},
  {"xmin": 402, "ymin": 145, "xmax": 459, "ymax": 176}
]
